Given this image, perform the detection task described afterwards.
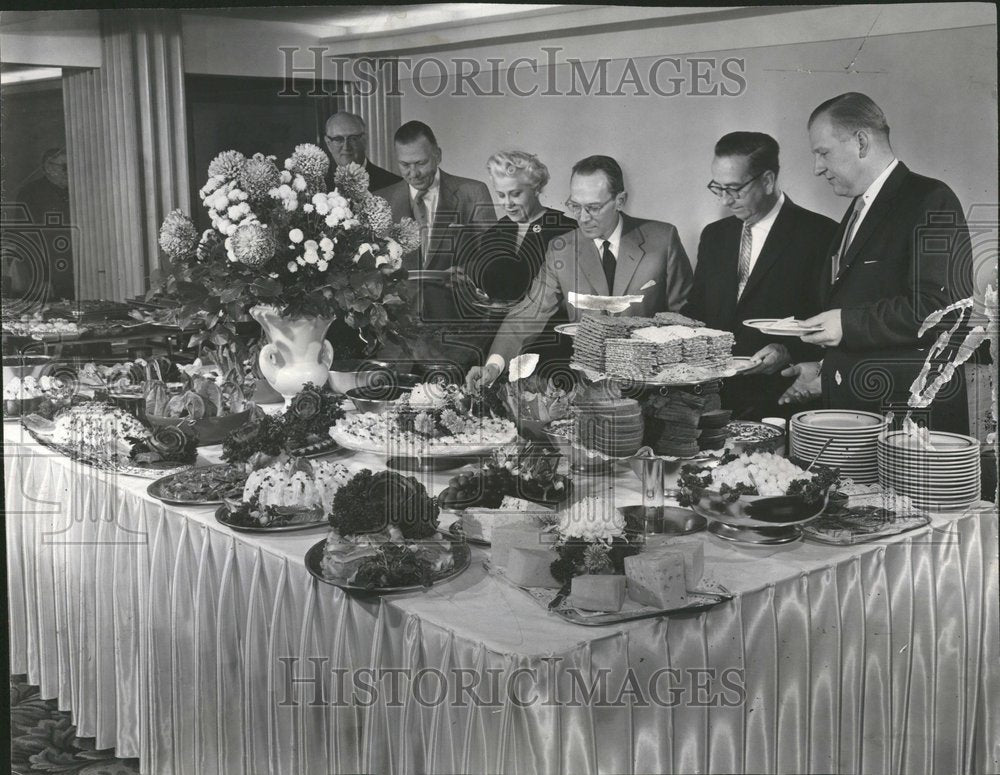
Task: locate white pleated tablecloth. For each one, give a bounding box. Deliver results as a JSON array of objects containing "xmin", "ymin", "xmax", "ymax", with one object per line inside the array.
[{"xmin": 5, "ymin": 426, "xmax": 1000, "ymax": 775}]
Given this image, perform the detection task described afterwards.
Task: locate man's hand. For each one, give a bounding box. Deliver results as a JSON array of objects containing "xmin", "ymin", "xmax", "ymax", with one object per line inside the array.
[
  {"xmin": 799, "ymin": 309, "xmax": 843, "ymax": 347},
  {"xmin": 741, "ymin": 343, "xmax": 791, "ymax": 375},
  {"xmin": 465, "ymin": 362, "xmax": 502, "ymax": 393},
  {"xmin": 778, "ymin": 361, "xmax": 822, "ymax": 405}
]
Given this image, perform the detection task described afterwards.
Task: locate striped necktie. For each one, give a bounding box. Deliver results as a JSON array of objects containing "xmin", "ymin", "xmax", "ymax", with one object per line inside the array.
[
  {"xmin": 736, "ymin": 222, "xmax": 753, "ymax": 299},
  {"xmin": 414, "ymin": 190, "xmax": 430, "ymax": 263}
]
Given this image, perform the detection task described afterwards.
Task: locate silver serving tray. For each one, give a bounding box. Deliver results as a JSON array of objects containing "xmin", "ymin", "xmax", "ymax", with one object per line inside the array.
[
  {"xmin": 488, "ymin": 562, "xmax": 732, "ymax": 626},
  {"xmin": 146, "ymin": 464, "xmax": 246, "ymax": 506},
  {"xmin": 304, "ymin": 537, "xmax": 472, "ymax": 595},
  {"xmin": 215, "ymin": 504, "xmax": 328, "ymax": 533}
]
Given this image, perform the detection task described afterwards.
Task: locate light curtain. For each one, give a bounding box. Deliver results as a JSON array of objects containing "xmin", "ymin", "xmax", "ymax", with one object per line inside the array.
[
  {"xmin": 62, "ymin": 10, "xmax": 189, "ymax": 301},
  {"xmin": 342, "ymin": 57, "xmax": 402, "ymax": 172}
]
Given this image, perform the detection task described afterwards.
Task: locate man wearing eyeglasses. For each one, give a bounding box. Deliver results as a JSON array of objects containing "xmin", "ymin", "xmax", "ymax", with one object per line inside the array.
[
  {"xmin": 683, "ymin": 132, "xmax": 836, "ymax": 419},
  {"xmin": 466, "ymin": 154, "xmax": 692, "ymax": 389},
  {"xmin": 322, "ymin": 111, "xmax": 401, "ymax": 193}
]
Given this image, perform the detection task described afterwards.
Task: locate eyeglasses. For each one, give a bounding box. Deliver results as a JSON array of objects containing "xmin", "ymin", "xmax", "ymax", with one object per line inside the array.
[
  {"xmin": 706, "ymin": 171, "xmax": 764, "ymax": 199},
  {"xmin": 564, "ymin": 197, "xmax": 616, "ymax": 217},
  {"xmin": 325, "ymin": 133, "xmax": 365, "ymax": 146}
]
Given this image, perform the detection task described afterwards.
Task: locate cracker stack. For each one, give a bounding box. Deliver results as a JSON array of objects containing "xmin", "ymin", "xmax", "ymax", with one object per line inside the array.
[
  {"xmin": 654, "ymin": 311, "xmax": 705, "ymax": 327},
  {"xmin": 572, "ymin": 314, "xmax": 655, "ymax": 372}
]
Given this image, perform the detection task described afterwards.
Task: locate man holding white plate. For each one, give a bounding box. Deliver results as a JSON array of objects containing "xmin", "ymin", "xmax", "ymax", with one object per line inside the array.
[{"xmin": 780, "ymin": 93, "xmax": 972, "ymax": 434}]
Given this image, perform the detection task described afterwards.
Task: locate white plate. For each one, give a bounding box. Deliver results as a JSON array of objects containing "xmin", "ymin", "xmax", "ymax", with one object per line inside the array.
[
  {"xmin": 329, "ymin": 426, "xmax": 516, "ymax": 458},
  {"xmin": 731, "ymin": 356, "xmax": 756, "ymax": 373},
  {"xmin": 791, "ymin": 409, "xmax": 887, "ymax": 429},
  {"xmin": 406, "ymin": 270, "xmax": 451, "ymax": 284},
  {"xmin": 743, "ymin": 318, "xmax": 824, "ymax": 336},
  {"xmin": 881, "ymin": 430, "xmax": 979, "ymax": 452},
  {"xmin": 554, "ymin": 323, "xmax": 579, "ymax": 337}
]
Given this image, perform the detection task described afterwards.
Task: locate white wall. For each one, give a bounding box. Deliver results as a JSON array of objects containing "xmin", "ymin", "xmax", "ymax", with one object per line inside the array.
[{"xmin": 397, "ymin": 23, "xmax": 998, "ymax": 268}]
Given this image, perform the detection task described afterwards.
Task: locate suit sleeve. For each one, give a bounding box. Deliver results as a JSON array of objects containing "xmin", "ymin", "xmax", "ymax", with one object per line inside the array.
[
  {"xmin": 840, "ymin": 186, "xmax": 970, "ymax": 349},
  {"xmin": 488, "ymin": 242, "xmax": 564, "ymax": 363},
  {"xmin": 681, "ymin": 227, "xmax": 710, "ymax": 322},
  {"xmin": 662, "ymin": 225, "xmax": 693, "ymax": 312},
  {"xmin": 462, "ymin": 181, "xmax": 497, "ymax": 232}
]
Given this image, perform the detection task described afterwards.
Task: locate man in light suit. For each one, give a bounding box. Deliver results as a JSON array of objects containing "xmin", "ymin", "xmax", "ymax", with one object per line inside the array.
[
  {"xmin": 323, "ymin": 111, "xmax": 400, "ymax": 193},
  {"xmin": 685, "ymin": 132, "xmax": 837, "ymax": 419},
  {"xmin": 466, "ymin": 155, "xmax": 693, "ymax": 388},
  {"xmin": 780, "ymin": 92, "xmax": 972, "ymax": 433},
  {"xmin": 376, "ymin": 120, "xmax": 494, "ymax": 271}
]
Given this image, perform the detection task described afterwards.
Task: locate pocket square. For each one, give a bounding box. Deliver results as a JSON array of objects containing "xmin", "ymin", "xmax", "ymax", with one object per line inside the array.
[
  {"xmin": 640, "ymin": 280, "xmax": 657, "ymax": 291},
  {"xmin": 862, "ymin": 259, "xmax": 879, "ymax": 264}
]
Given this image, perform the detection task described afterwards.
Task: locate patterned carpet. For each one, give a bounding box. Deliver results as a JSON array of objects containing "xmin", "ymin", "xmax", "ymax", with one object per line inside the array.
[{"xmin": 9, "ymin": 676, "xmax": 140, "ymax": 775}]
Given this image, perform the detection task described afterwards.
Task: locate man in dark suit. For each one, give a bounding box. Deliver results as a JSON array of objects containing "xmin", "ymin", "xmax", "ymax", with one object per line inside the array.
[
  {"xmin": 780, "ymin": 93, "xmax": 972, "ymax": 433},
  {"xmin": 684, "ymin": 132, "xmax": 837, "ymax": 419},
  {"xmin": 466, "ymin": 155, "xmax": 693, "ymax": 389},
  {"xmin": 322, "ymin": 111, "xmax": 400, "ymax": 193}
]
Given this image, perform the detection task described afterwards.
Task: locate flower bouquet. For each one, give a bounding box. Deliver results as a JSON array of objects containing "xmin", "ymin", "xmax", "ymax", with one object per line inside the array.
[{"xmin": 155, "ymin": 146, "xmax": 421, "ymax": 388}]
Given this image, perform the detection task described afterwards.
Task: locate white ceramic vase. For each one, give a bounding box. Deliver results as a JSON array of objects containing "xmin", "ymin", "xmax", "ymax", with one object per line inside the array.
[{"xmin": 250, "ymin": 304, "xmax": 335, "ymax": 405}]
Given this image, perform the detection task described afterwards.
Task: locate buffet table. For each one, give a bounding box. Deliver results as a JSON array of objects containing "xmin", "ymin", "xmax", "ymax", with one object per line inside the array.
[{"xmin": 5, "ymin": 426, "xmax": 1000, "ymax": 775}]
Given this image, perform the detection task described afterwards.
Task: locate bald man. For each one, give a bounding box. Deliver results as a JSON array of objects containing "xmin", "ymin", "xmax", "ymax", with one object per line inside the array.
[{"xmin": 323, "ymin": 111, "xmax": 400, "ymax": 192}]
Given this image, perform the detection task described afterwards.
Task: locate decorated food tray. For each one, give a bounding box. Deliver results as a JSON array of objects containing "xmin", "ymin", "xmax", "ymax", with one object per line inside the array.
[
  {"xmin": 23, "ymin": 424, "xmax": 191, "ymax": 479},
  {"xmin": 147, "ymin": 464, "xmax": 247, "ymax": 506},
  {"xmin": 330, "ymin": 412, "xmax": 517, "ymax": 458},
  {"xmin": 215, "ymin": 504, "xmax": 329, "ymax": 533},
  {"xmin": 802, "ymin": 488, "xmax": 931, "ymax": 544},
  {"xmin": 291, "ymin": 437, "xmax": 345, "ymax": 459},
  {"xmin": 569, "ymin": 360, "xmax": 739, "ymax": 387},
  {"xmin": 304, "ymin": 537, "xmax": 471, "ymax": 594},
  {"xmin": 487, "ymin": 562, "xmax": 732, "ymax": 626}
]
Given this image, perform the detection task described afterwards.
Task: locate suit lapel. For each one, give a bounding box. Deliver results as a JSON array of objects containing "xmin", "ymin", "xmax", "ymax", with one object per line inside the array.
[
  {"xmin": 738, "ymin": 198, "xmax": 793, "ymax": 305},
  {"xmin": 425, "ymin": 171, "xmax": 459, "ymax": 269},
  {"xmin": 577, "ymin": 232, "xmax": 610, "ymax": 294},
  {"xmin": 612, "ymin": 215, "xmax": 646, "ymax": 295},
  {"xmin": 833, "ymin": 163, "xmax": 909, "ymax": 283}
]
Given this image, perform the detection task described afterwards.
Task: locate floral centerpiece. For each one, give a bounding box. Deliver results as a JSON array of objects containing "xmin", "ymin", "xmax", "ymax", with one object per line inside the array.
[
  {"xmin": 156, "ymin": 145, "xmax": 420, "ymax": 400},
  {"xmin": 549, "ymin": 496, "xmax": 641, "ymax": 584}
]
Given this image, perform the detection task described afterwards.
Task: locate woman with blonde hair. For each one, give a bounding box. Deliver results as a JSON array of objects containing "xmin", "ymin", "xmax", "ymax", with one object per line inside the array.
[{"xmin": 464, "ymin": 150, "xmax": 576, "ymax": 302}]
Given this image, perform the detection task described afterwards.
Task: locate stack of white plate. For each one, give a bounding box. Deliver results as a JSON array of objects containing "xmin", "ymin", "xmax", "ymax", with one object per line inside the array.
[
  {"xmin": 789, "ymin": 410, "xmax": 889, "ymax": 483},
  {"xmin": 878, "ymin": 431, "xmax": 981, "ymax": 511}
]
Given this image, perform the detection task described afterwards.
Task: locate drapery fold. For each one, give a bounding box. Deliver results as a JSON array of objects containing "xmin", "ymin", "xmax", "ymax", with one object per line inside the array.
[{"xmin": 5, "ymin": 435, "xmax": 999, "ymax": 774}]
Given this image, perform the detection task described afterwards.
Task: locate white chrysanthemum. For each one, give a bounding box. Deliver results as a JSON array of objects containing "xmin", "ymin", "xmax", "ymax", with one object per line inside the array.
[
  {"xmin": 292, "ymin": 175, "xmax": 307, "ymax": 192},
  {"xmin": 319, "ymin": 236, "xmax": 334, "ymax": 253},
  {"xmin": 212, "ymin": 194, "xmax": 229, "ymax": 212},
  {"xmin": 302, "ymin": 203, "xmax": 314, "ymax": 213},
  {"xmin": 287, "ymin": 261, "xmax": 298, "ymax": 272},
  {"xmin": 239, "ymin": 153, "xmax": 282, "ymax": 201},
  {"xmin": 284, "ymin": 199, "xmax": 298, "ymax": 212},
  {"xmin": 289, "ymin": 228, "xmax": 304, "ymax": 243},
  {"xmin": 280, "ymin": 169, "xmax": 292, "ymax": 183},
  {"xmin": 158, "ymin": 209, "xmax": 198, "ymax": 258},
  {"xmin": 317, "ymin": 259, "xmax": 329, "ymax": 272},
  {"xmin": 360, "ymin": 194, "xmax": 393, "ymax": 237},
  {"xmin": 557, "ymin": 496, "xmax": 625, "ymax": 542},
  {"xmin": 334, "ymin": 161, "xmax": 371, "ymax": 201},
  {"xmin": 277, "ymin": 184, "xmax": 293, "ymax": 199},
  {"xmin": 231, "ymin": 222, "xmax": 276, "ymax": 267},
  {"xmin": 289, "ymin": 143, "xmax": 329, "ymax": 180},
  {"xmin": 207, "ymin": 150, "xmax": 246, "ymax": 180}
]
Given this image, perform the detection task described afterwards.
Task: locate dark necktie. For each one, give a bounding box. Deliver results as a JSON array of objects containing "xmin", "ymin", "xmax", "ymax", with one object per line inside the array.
[
  {"xmin": 832, "ymin": 197, "xmax": 865, "ymax": 283},
  {"xmin": 601, "ymin": 239, "xmax": 616, "ymax": 293}
]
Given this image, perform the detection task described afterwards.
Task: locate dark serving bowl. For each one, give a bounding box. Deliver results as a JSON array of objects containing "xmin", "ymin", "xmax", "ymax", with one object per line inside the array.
[
  {"xmin": 145, "ymin": 409, "xmax": 253, "ymax": 446},
  {"xmin": 345, "ymin": 378, "xmax": 420, "ymax": 414}
]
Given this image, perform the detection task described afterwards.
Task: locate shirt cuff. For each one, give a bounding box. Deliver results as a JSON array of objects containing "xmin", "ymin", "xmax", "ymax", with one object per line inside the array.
[{"xmin": 485, "ymin": 354, "xmax": 506, "ymax": 373}]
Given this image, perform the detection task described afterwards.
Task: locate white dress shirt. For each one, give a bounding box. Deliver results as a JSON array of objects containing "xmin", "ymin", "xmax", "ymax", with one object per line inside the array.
[
  {"xmin": 743, "ymin": 192, "xmax": 785, "ymax": 277},
  {"xmin": 849, "ymin": 158, "xmax": 899, "ymax": 240},
  {"xmin": 592, "ymin": 216, "xmax": 624, "ymax": 261}
]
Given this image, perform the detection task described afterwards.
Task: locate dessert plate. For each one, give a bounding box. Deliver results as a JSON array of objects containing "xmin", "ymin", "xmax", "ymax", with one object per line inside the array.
[
  {"xmin": 554, "ymin": 323, "xmax": 579, "ymax": 337},
  {"xmin": 215, "ymin": 505, "xmax": 328, "ymax": 533}
]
